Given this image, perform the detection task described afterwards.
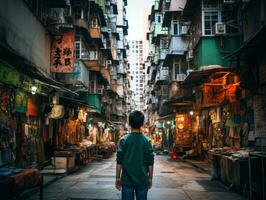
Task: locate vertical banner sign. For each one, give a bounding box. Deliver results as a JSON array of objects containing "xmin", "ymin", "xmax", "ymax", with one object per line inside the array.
[
  {"xmin": 15, "ymin": 89, "xmax": 28, "ymax": 113},
  {"xmin": 51, "ymin": 29, "xmax": 74, "ymax": 73}
]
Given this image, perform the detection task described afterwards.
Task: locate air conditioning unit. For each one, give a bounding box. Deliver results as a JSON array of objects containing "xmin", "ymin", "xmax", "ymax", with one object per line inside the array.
[
  {"xmin": 181, "ymin": 26, "xmax": 188, "ymax": 35},
  {"xmin": 215, "ymin": 22, "xmax": 226, "ymax": 35},
  {"xmin": 106, "ymin": 60, "xmax": 112, "ymax": 65},
  {"xmin": 223, "ymin": 0, "xmax": 235, "ymax": 3},
  {"xmin": 97, "ymin": 88, "xmax": 104, "ymax": 95}
]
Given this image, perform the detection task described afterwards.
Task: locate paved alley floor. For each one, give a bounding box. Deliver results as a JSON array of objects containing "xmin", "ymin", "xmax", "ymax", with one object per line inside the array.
[{"xmin": 26, "ymin": 155, "xmax": 245, "ymax": 200}]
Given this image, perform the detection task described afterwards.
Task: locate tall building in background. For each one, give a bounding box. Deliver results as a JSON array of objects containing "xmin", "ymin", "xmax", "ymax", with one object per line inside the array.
[{"xmin": 128, "ymin": 39, "xmax": 146, "ymax": 110}]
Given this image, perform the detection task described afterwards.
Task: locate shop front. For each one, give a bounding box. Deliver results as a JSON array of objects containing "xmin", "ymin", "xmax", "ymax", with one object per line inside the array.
[
  {"xmin": 0, "ymin": 60, "xmax": 69, "ymax": 199},
  {"xmin": 183, "ymin": 68, "xmax": 253, "ymax": 195}
]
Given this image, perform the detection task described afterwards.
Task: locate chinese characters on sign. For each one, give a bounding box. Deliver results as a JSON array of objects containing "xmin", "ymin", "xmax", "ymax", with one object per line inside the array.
[{"xmin": 51, "ymin": 29, "xmax": 74, "ymax": 73}]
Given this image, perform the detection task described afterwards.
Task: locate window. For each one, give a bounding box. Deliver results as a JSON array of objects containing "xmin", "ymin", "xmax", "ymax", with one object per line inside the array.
[
  {"xmin": 156, "ymin": 15, "xmax": 161, "ymax": 23},
  {"xmin": 75, "ymin": 41, "xmax": 81, "ymax": 59},
  {"xmin": 172, "ymin": 20, "xmax": 179, "ymax": 35},
  {"xmin": 161, "ymin": 39, "xmax": 168, "ymax": 49},
  {"xmin": 203, "ymin": 11, "xmax": 219, "ymax": 35},
  {"xmin": 74, "ymin": 7, "xmax": 84, "ymax": 19},
  {"xmin": 91, "ymin": 18, "xmax": 98, "ymax": 28},
  {"xmin": 140, "ymin": 41, "xmax": 143, "ymax": 44},
  {"xmin": 89, "ymin": 51, "xmax": 98, "ymax": 60},
  {"xmin": 174, "ymin": 63, "xmax": 180, "ymax": 75}
]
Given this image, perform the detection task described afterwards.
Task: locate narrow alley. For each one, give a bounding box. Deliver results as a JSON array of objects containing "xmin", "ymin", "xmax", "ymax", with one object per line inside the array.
[
  {"xmin": 1, "ymin": 0, "xmax": 266, "ymax": 199},
  {"xmin": 26, "ymin": 155, "xmax": 244, "ymax": 200}
]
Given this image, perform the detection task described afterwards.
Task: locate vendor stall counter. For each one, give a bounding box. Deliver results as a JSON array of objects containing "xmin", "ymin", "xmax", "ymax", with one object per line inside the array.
[
  {"xmin": 249, "ymin": 152, "xmax": 266, "ymax": 200},
  {"xmin": 209, "ymin": 152, "xmax": 249, "ymax": 195},
  {"xmin": 0, "ymin": 168, "xmax": 43, "ymax": 199}
]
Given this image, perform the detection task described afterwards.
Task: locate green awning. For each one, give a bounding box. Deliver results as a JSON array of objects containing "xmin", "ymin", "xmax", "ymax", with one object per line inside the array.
[{"xmin": 80, "ymin": 94, "xmax": 102, "ymax": 114}]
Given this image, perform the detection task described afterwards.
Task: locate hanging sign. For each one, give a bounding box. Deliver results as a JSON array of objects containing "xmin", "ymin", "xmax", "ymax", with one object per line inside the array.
[
  {"xmin": 202, "ymin": 84, "xmax": 225, "ymax": 106},
  {"xmin": 27, "ymin": 95, "xmax": 39, "ymax": 116},
  {"xmin": 51, "ymin": 29, "xmax": 74, "ymax": 73},
  {"xmin": 15, "ymin": 89, "xmax": 28, "ymax": 113},
  {"xmin": 0, "ymin": 61, "xmax": 20, "ymax": 85}
]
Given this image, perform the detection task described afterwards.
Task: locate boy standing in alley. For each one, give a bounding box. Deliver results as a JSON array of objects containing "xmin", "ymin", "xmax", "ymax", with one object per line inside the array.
[{"xmin": 115, "ymin": 111, "xmax": 154, "ymax": 200}]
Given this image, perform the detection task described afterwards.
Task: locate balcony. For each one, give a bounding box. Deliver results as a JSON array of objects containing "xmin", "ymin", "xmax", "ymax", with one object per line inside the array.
[
  {"xmin": 117, "ymin": 40, "xmax": 125, "ymax": 49},
  {"xmin": 172, "ymin": 74, "xmax": 187, "ymax": 82},
  {"xmin": 168, "ymin": 36, "xmax": 188, "ymax": 55},
  {"xmin": 89, "ymin": 27, "xmax": 101, "ymax": 38},
  {"xmin": 112, "ymin": 49, "xmax": 118, "ymax": 61},
  {"xmin": 117, "ymin": 76, "xmax": 124, "ymax": 85},
  {"xmin": 160, "ymin": 49, "xmax": 168, "ymax": 60},
  {"xmin": 110, "ymin": 22, "xmax": 117, "ymax": 33},
  {"xmin": 153, "ymin": 24, "xmax": 168, "ymax": 37},
  {"xmin": 155, "ymin": 68, "xmax": 169, "ymax": 84},
  {"xmin": 117, "ymin": 64, "xmax": 126, "ymax": 74}
]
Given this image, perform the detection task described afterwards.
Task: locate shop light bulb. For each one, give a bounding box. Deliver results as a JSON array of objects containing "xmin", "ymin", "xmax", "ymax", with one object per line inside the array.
[
  {"xmin": 31, "ymin": 86, "xmax": 37, "ymax": 95},
  {"xmin": 189, "ymin": 111, "xmax": 194, "ymax": 116},
  {"xmin": 167, "ymin": 121, "xmax": 171, "ymax": 125}
]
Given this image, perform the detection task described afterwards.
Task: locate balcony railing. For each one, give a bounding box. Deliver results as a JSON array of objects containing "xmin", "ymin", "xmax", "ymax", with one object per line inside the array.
[
  {"xmin": 173, "ymin": 74, "xmax": 187, "ymax": 82},
  {"xmin": 89, "ymin": 27, "xmax": 101, "ymax": 38},
  {"xmin": 117, "ymin": 64, "xmax": 126, "ymax": 74},
  {"xmin": 168, "ymin": 36, "xmax": 188, "ymax": 55},
  {"xmin": 160, "ymin": 49, "xmax": 168, "ymax": 60},
  {"xmin": 156, "ymin": 69, "xmax": 169, "ymax": 83}
]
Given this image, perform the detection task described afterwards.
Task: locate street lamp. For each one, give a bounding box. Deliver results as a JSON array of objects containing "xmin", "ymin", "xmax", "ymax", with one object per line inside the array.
[{"xmin": 31, "ymin": 86, "xmax": 37, "ymax": 95}]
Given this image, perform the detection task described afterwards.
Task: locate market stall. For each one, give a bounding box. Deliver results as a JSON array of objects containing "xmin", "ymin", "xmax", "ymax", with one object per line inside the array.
[
  {"xmin": 209, "ymin": 147, "xmax": 249, "ymax": 194},
  {"xmin": 0, "ymin": 165, "xmax": 43, "ymax": 199}
]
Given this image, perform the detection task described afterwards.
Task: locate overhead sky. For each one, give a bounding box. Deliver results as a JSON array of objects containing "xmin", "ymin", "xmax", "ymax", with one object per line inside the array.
[{"xmin": 127, "ymin": 0, "xmax": 152, "ymax": 40}]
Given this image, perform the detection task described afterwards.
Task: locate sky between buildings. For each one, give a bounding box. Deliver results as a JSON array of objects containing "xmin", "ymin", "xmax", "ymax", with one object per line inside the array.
[
  {"xmin": 127, "ymin": 0, "xmax": 152, "ymax": 40},
  {"xmin": 127, "ymin": 0, "xmax": 152, "ymax": 61}
]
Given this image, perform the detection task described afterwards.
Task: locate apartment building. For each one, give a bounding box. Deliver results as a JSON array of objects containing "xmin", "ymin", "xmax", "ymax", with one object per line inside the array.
[{"xmin": 128, "ymin": 39, "xmax": 146, "ymax": 110}]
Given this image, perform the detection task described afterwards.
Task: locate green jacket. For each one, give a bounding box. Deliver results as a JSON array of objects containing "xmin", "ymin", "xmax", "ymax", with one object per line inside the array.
[{"xmin": 117, "ymin": 133, "xmax": 154, "ymax": 186}]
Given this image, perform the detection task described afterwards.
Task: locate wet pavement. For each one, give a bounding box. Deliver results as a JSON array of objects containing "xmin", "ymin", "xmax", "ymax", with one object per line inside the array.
[{"xmin": 26, "ymin": 155, "xmax": 245, "ymax": 200}]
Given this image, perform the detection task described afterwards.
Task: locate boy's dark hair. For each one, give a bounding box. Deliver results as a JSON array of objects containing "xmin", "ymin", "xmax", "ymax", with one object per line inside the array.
[{"xmin": 129, "ymin": 111, "xmax": 144, "ymax": 129}]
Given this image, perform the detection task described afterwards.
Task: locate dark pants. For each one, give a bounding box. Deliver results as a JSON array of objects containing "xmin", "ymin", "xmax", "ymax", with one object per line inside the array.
[{"xmin": 122, "ymin": 184, "xmax": 148, "ymax": 200}]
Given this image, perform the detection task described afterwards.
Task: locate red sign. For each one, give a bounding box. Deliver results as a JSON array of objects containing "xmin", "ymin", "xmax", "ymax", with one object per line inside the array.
[
  {"xmin": 51, "ymin": 29, "xmax": 74, "ymax": 73},
  {"xmin": 27, "ymin": 95, "xmax": 39, "ymax": 116},
  {"xmin": 203, "ymin": 84, "xmax": 225, "ymax": 106}
]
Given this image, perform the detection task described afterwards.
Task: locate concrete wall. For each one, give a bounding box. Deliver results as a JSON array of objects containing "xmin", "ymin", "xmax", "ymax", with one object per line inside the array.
[
  {"xmin": 0, "ymin": 0, "xmax": 51, "ymax": 74},
  {"xmin": 244, "ymin": 0, "xmax": 266, "ymax": 41}
]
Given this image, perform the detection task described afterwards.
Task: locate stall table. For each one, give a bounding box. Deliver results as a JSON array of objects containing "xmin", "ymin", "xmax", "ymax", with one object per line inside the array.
[
  {"xmin": 249, "ymin": 152, "xmax": 266, "ymax": 200},
  {"xmin": 0, "ymin": 168, "xmax": 43, "ymax": 199},
  {"xmin": 210, "ymin": 152, "xmax": 249, "ymax": 194}
]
